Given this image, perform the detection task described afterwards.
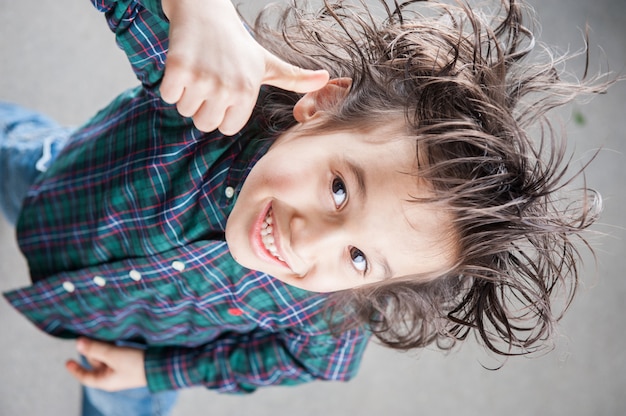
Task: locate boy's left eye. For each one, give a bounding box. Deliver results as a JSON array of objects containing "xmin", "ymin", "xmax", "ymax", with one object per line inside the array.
[
  {"xmin": 331, "ymin": 177, "xmax": 347, "ymax": 208},
  {"xmin": 350, "ymin": 247, "xmax": 368, "ymax": 273}
]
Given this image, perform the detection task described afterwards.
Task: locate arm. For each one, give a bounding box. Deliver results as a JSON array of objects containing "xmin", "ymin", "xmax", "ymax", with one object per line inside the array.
[
  {"xmin": 92, "ymin": 0, "xmax": 329, "ymax": 134},
  {"xmin": 143, "ymin": 328, "xmax": 368, "ymax": 393},
  {"xmin": 67, "ymin": 328, "xmax": 368, "ymax": 393}
]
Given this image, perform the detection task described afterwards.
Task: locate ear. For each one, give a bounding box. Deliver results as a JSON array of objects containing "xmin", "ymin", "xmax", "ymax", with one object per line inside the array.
[{"xmin": 292, "ymin": 77, "xmax": 352, "ymax": 123}]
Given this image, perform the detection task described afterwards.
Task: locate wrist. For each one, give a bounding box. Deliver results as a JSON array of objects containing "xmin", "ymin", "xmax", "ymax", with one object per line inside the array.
[{"xmin": 163, "ymin": 0, "xmax": 236, "ymax": 20}]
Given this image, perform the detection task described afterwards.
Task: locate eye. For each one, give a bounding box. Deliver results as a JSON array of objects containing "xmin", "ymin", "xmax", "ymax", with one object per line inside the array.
[
  {"xmin": 331, "ymin": 177, "xmax": 347, "ymax": 208},
  {"xmin": 350, "ymin": 247, "xmax": 368, "ymax": 273}
]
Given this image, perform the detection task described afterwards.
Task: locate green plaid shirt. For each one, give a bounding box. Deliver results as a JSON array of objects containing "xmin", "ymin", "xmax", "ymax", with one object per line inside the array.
[{"xmin": 3, "ymin": 0, "xmax": 368, "ymax": 393}]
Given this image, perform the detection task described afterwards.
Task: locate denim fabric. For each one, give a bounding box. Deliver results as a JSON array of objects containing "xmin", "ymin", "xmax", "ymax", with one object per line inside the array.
[
  {"xmin": 82, "ymin": 385, "xmax": 178, "ymax": 416},
  {"xmin": 0, "ymin": 102, "xmax": 72, "ymax": 224},
  {"xmin": 79, "ymin": 340, "xmax": 179, "ymax": 416},
  {"xmin": 80, "ymin": 356, "xmax": 178, "ymax": 416}
]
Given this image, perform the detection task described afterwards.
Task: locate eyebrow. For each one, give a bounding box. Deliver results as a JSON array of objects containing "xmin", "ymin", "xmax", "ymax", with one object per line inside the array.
[
  {"xmin": 343, "ymin": 156, "xmax": 393, "ymax": 280},
  {"xmin": 344, "ymin": 156, "xmax": 367, "ymax": 202}
]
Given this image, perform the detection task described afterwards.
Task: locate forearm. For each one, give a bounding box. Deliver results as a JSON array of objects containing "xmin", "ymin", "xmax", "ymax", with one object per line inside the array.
[
  {"xmin": 92, "ymin": 0, "xmax": 328, "ymax": 133},
  {"xmin": 161, "ymin": 0, "xmax": 240, "ymax": 23},
  {"xmin": 90, "ymin": 0, "xmax": 169, "ymax": 89},
  {"xmin": 144, "ymin": 329, "xmax": 369, "ymax": 393}
]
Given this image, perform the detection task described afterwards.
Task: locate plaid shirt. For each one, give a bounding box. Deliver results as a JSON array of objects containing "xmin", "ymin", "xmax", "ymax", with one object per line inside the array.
[{"xmin": 3, "ymin": 0, "xmax": 368, "ymax": 394}]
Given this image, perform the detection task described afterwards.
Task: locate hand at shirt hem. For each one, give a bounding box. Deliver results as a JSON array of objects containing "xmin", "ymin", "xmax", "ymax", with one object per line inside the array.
[{"xmin": 65, "ymin": 337, "xmax": 148, "ymax": 392}]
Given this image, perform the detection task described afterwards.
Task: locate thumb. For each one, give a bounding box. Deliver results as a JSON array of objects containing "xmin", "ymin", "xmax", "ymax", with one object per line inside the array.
[
  {"xmin": 263, "ymin": 53, "xmax": 330, "ymax": 93},
  {"xmin": 76, "ymin": 337, "xmax": 112, "ymax": 363}
]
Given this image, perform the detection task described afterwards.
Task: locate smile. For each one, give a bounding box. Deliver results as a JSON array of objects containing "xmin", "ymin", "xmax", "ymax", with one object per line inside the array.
[{"xmin": 261, "ymin": 208, "xmax": 285, "ymax": 262}]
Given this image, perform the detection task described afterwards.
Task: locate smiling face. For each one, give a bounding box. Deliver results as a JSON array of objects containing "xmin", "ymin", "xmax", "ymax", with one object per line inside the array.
[{"xmin": 225, "ymin": 119, "xmax": 457, "ymax": 292}]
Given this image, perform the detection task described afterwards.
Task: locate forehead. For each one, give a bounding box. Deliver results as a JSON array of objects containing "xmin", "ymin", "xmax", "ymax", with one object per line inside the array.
[{"xmin": 352, "ymin": 139, "xmax": 455, "ymax": 279}]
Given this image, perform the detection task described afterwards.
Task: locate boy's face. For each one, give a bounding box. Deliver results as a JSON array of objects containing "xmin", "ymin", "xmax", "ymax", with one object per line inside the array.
[{"xmin": 225, "ymin": 121, "xmax": 455, "ymax": 293}]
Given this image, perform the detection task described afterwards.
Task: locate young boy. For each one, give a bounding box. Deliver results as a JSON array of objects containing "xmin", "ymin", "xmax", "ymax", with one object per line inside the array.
[{"xmin": 1, "ymin": 0, "xmax": 608, "ymax": 414}]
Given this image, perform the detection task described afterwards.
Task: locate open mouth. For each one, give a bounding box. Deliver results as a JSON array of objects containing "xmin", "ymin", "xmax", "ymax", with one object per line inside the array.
[{"xmin": 260, "ymin": 207, "xmax": 285, "ymax": 262}]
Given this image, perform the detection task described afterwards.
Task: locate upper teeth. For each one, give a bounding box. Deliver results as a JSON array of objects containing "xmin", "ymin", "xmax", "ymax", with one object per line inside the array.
[{"xmin": 261, "ymin": 209, "xmax": 284, "ymax": 262}]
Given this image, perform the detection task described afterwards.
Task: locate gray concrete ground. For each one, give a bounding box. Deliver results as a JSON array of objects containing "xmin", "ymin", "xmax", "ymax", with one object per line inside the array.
[{"xmin": 1, "ymin": 0, "xmax": 625, "ymax": 415}]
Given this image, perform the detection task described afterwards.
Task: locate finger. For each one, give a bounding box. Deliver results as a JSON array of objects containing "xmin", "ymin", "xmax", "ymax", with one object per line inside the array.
[
  {"xmin": 84, "ymin": 356, "xmax": 107, "ymax": 372},
  {"xmin": 65, "ymin": 359, "xmax": 90, "ymax": 380},
  {"xmin": 76, "ymin": 337, "xmax": 113, "ymax": 364},
  {"xmin": 263, "ymin": 53, "xmax": 329, "ymax": 93},
  {"xmin": 65, "ymin": 359, "xmax": 108, "ymax": 389},
  {"xmin": 160, "ymin": 75, "xmax": 185, "ymax": 104},
  {"xmin": 192, "ymin": 100, "xmax": 228, "ymax": 133},
  {"xmin": 160, "ymin": 64, "xmax": 187, "ymax": 104},
  {"xmin": 218, "ymin": 96, "xmax": 258, "ymax": 136},
  {"xmin": 175, "ymin": 86, "xmax": 209, "ymax": 118}
]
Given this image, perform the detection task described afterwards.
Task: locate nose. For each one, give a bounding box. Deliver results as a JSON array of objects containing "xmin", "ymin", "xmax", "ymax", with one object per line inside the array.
[{"xmin": 288, "ymin": 211, "xmax": 346, "ymax": 265}]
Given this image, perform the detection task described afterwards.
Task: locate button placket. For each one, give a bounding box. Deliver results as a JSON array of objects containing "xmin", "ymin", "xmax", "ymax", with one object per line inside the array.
[
  {"xmin": 93, "ymin": 276, "xmax": 106, "ymax": 287},
  {"xmin": 129, "ymin": 269, "xmax": 142, "ymax": 281},
  {"xmin": 172, "ymin": 261, "xmax": 185, "ymax": 272},
  {"xmin": 62, "ymin": 281, "xmax": 75, "ymax": 293}
]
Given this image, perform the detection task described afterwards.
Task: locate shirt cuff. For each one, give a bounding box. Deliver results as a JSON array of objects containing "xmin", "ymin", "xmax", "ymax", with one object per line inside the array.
[{"xmin": 144, "ymin": 346, "xmax": 207, "ymax": 392}]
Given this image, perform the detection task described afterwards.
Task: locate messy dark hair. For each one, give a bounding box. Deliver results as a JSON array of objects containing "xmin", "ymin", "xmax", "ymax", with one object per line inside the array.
[{"xmin": 251, "ymin": 0, "xmax": 610, "ymax": 356}]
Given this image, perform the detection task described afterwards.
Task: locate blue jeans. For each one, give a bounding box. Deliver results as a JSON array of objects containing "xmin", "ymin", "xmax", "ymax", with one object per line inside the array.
[
  {"xmin": 0, "ymin": 102, "xmax": 72, "ymax": 224},
  {"xmin": 1, "ymin": 102, "xmax": 178, "ymax": 416},
  {"xmin": 80, "ymin": 355, "xmax": 178, "ymax": 416}
]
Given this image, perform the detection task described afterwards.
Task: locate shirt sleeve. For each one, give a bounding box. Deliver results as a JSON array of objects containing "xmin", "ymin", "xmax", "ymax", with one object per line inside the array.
[
  {"xmin": 91, "ymin": 0, "xmax": 169, "ymax": 91},
  {"xmin": 144, "ymin": 327, "xmax": 369, "ymax": 394}
]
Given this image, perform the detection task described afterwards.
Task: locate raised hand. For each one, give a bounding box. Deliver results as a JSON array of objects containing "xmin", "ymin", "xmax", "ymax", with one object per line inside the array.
[{"xmin": 160, "ymin": 0, "xmax": 330, "ymax": 135}]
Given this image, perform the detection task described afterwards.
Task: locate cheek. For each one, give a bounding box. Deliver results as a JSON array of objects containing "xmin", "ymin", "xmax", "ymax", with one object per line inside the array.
[{"xmin": 254, "ymin": 154, "xmax": 315, "ymax": 196}]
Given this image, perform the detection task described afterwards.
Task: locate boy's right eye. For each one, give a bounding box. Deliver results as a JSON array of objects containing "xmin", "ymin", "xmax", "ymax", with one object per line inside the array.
[{"xmin": 331, "ymin": 177, "xmax": 347, "ymax": 208}]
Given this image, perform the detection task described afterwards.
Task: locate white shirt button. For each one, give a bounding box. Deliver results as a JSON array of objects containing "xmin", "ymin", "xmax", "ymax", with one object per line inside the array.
[
  {"xmin": 93, "ymin": 276, "xmax": 106, "ymax": 287},
  {"xmin": 62, "ymin": 281, "xmax": 75, "ymax": 293},
  {"xmin": 129, "ymin": 270, "xmax": 142, "ymax": 281},
  {"xmin": 172, "ymin": 261, "xmax": 185, "ymax": 272},
  {"xmin": 224, "ymin": 186, "xmax": 235, "ymax": 199}
]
